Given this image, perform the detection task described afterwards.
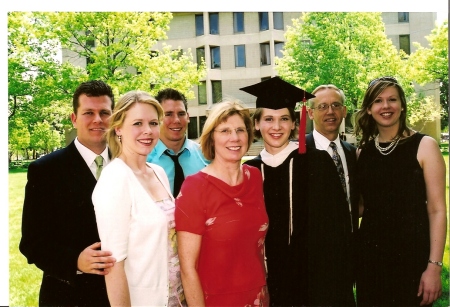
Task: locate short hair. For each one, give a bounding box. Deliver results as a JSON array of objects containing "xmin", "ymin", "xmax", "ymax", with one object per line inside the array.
[
  {"xmin": 355, "ymin": 79, "xmax": 410, "ymax": 148},
  {"xmin": 72, "ymin": 80, "xmax": 115, "ymax": 113},
  {"xmin": 155, "ymin": 88, "xmax": 188, "ymax": 111},
  {"xmin": 308, "ymin": 84, "xmax": 346, "ymax": 108},
  {"xmin": 199, "ymin": 99, "xmax": 253, "ymax": 161},
  {"xmin": 252, "ymin": 107, "xmax": 297, "ymax": 140},
  {"xmin": 106, "ymin": 91, "xmax": 163, "ymax": 159}
]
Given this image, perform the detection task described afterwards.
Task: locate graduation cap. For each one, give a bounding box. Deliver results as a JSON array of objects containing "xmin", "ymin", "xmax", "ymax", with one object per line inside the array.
[{"xmin": 240, "ymin": 76, "xmax": 314, "ymax": 154}]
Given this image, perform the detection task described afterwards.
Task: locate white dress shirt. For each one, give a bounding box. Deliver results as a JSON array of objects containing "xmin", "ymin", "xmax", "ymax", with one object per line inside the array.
[{"xmin": 74, "ymin": 137, "xmax": 110, "ymax": 179}]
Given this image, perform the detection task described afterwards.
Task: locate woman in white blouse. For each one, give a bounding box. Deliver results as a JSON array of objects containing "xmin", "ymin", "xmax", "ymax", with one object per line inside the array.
[{"xmin": 92, "ymin": 90, "xmax": 186, "ymax": 306}]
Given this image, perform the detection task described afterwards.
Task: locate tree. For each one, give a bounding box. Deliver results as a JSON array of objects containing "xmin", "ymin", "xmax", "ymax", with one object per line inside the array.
[
  {"xmin": 8, "ymin": 117, "xmax": 30, "ymax": 162},
  {"xmin": 277, "ymin": 12, "xmax": 413, "ymax": 111},
  {"xmin": 29, "ymin": 121, "xmax": 62, "ymax": 155},
  {"xmin": 43, "ymin": 12, "xmax": 205, "ymax": 96},
  {"xmin": 8, "ymin": 12, "xmax": 206, "ymax": 155},
  {"xmin": 408, "ymin": 20, "xmax": 448, "ymax": 129}
]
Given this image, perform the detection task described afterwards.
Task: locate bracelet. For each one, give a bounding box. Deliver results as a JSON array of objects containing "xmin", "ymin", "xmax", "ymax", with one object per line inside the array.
[{"xmin": 428, "ymin": 259, "xmax": 443, "ymax": 267}]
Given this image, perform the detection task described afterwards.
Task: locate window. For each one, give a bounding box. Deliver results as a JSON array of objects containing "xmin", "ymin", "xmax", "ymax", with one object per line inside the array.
[
  {"xmin": 196, "ymin": 47, "xmax": 205, "ymax": 68},
  {"xmin": 195, "ymin": 14, "xmax": 204, "ymax": 36},
  {"xmin": 399, "ymin": 34, "xmax": 411, "ymax": 55},
  {"xmin": 198, "ymin": 81, "xmax": 207, "ymax": 105},
  {"xmin": 233, "ymin": 12, "xmax": 244, "ymax": 33},
  {"xmin": 188, "ymin": 117, "xmax": 198, "ymax": 139},
  {"xmin": 212, "ymin": 81, "xmax": 222, "ymax": 103},
  {"xmin": 172, "ymin": 49, "xmax": 183, "ymax": 60},
  {"xmin": 209, "ymin": 13, "xmax": 219, "ymax": 34},
  {"xmin": 398, "ymin": 12, "xmax": 409, "ymax": 22},
  {"xmin": 211, "ymin": 46, "xmax": 221, "ymax": 69},
  {"xmin": 199, "ymin": 116, "xmax": 207, "ymax": 136},
  {"xmin": 275, "ymin": 42, "xmax": 284, "ymax": 59},
  {"xmin": 85, "ymin": 30, "xmax": 95, "ymax": 48},
  {"xmin": 234, "ymin": 45, "xmax": 246, "ymax": 67},
  {"xmin": 260, "ymin": 43, "xmax": 271, "ymax": 65},
  {"xmin": 273, "ymin": 12, "xmax": 284, "ymax": 30},
  {"xmin": 259, "ymin": 12, "xmax": 269, "ymax": 31}
]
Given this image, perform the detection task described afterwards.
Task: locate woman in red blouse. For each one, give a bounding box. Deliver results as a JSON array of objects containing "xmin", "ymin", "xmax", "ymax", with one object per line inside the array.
[{"xmin": 175, "ymin": 99, "xmax": 269, "ymax": 307}]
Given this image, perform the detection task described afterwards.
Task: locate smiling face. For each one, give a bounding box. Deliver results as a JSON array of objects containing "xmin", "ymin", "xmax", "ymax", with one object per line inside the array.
[
  {"xmin": 160, "ymin": 99, "xmax": 190, "ymax": 148},
  {"xmin": 255, "ymin": 108, "xmax": 295, "ymax": 155},
  {"xmin": 213, "ymin": 114, "xmax": 249, "ymax": 164},
  {"xmin": 308, "ymin": 87, "xmax": 347, "ymax": 141},
  {"xmin": 71, "ymin": 94, "xmax": 113, "ymax": 154},
  {"xmin": 368, "ymin": 86, "xmax": 402, "ymax": 131},
  {"xmin": 115, "ymin": 103, "xmax": 160, "ymax": 158}
]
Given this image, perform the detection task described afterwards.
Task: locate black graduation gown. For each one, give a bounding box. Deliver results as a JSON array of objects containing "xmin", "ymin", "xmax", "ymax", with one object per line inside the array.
[{"xmin": 245, "ymin": 149, "xmax": 309, "ymax": 307}]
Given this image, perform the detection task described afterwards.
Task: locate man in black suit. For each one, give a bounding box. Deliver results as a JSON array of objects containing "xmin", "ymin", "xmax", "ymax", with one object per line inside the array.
[
  {"xmin": 20, "ymin": 80, "xmax": 116, "ymax": 306},
  {"xmin": 305, "ymin": 84, "xmax": 359, "ymax": 306}
]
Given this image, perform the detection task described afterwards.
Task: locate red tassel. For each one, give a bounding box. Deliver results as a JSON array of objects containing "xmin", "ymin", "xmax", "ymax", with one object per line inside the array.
[{"xmin": 298, "ymin": 101, "xmax": 307, "ymax": 154}]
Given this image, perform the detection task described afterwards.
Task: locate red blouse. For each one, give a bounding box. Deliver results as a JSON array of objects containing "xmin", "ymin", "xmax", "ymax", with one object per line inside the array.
[{"xmin": 175, "ymin": 164, "xmax": 268, "ymax": 297}]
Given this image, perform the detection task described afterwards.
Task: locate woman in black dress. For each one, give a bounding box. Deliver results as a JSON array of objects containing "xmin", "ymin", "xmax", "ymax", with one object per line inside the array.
[{"xmin": 354, "ymin": 77, "xmax": 447, "ymax": 306}]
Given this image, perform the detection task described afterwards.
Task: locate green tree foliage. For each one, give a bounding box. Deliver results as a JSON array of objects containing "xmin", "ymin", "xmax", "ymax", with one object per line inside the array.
[
  {"xmin": 29, "ymin": 121, "xmax": 62, "ymax": 155},
  {"xmin": 8, "ymin": 12, "xmax": 206, "ymax": 155},
  {"xmin": 8, "ymin": 118, "xmax": 30, "ymax": 162},
  {"xmin": 408, "ymin": 20, "xmax": 448, "ymax": 128},
  {"xmin": 43, "ymin": 12, "xmax": 205, "ymax": 96},
  {"xmin": 277, "ymin": 12, "xmax": 412, "ymax": 110}
]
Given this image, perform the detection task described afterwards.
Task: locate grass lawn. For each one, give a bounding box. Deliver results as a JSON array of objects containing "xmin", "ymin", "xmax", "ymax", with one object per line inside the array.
[{"xmin": 8, "ymin": 155, "xmax": 450, "ymax": 306}]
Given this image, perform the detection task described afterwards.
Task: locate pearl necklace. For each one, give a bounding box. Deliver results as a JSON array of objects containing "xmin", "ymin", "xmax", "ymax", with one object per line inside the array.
[{"xmin": 374, "ymin": 135, "xmax": 400, "ymax": 155}]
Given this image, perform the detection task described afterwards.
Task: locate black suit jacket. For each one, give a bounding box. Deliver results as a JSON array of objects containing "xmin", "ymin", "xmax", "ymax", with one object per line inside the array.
[
  {"xmin": 19, "ymin": 141, "xmax": 109, "ymax": 306},
  {"xmin": 305, "ymin": 133, "xmax": 359, "ymax": 307}
]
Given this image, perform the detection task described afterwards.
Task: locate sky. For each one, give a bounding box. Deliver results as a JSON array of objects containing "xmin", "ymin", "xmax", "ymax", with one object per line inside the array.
[{"xmin": 2, "ymin": 0, "xmax": 448, "ymax": 305}]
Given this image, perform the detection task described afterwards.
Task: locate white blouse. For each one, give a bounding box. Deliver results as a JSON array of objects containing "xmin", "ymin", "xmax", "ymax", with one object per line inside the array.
[{"xmin": 92, "ymin": 158, "xmax": 174, "ymax": 306}]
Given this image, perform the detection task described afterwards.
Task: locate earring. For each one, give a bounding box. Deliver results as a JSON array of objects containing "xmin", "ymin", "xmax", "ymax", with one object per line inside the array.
[{"xmin": 118, "ymin": 135, "xmax": 122, "ymax": 142}]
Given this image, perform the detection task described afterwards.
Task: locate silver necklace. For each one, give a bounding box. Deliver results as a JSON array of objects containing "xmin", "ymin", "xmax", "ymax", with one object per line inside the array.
[{"xmin": 374, "ymin": 135, "xmax": 400, "ymax": 155}]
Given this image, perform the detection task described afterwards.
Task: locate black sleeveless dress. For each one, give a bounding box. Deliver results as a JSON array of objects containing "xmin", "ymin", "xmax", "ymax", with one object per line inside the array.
[{"xmin": 356, "ymin": 133, "xmax": 430, "ymax": 306}]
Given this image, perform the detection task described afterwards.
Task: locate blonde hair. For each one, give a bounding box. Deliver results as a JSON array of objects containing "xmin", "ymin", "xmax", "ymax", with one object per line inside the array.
[
  {"xmin": 199, "ymin": 99, "xmax": 253, "ymax": 161},
  {"xmin": 107, "ymin": 90, "xmax": 163, "ymax": 159}
]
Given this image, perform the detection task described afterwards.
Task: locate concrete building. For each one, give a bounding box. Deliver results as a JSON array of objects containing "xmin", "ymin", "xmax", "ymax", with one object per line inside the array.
[{"xmin": 151, "ymin": 12, "xmax": 440, "ymax": 141}]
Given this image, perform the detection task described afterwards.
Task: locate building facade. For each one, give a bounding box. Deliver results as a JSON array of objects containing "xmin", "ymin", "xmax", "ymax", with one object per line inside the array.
[{"xmin": 152, "ymin": 12, "xmax": 440, "ymax": 140}]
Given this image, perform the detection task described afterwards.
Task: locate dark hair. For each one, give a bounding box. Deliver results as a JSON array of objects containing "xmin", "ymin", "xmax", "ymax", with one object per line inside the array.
[
  {"xmin": 354, "ymin": 78, "xmax": 410, "ymax": 148},
  {"xmin": 155, "ymin": 88, "xmax": 188, "ymax": 111},
  {"xmin": 72, "ymin": 80, "xmax": 115, "ymax": 114},
  {"xmin": 252, "ymin": 107, "xmax": 297, "ymax": 140}
]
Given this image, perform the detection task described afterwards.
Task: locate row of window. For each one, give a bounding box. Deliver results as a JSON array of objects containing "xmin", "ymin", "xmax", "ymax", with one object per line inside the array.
[
  {"xmin": 196, "ymin": 42, "xmax": 285, "ymax": 69},
  {"xmin": 196, "ymin": 12, "xmax": 408, "ymax": 37},
  {"xmin": 195, "ymin": 12, "xmax": 284, "ymax": 36}
]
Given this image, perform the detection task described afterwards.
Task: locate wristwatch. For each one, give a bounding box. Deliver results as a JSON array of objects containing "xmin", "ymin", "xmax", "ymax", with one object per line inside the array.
[{"xmin": 428, "ymin": 259, "xmax": 443, "ymax": 267}]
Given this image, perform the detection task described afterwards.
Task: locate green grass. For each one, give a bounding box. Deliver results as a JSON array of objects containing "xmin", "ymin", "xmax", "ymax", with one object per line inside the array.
[
  {"xmin": 9, "ymin": 169, "xmax": 41, "ymax": 307},
  {"xmin": 8, "ymin": 156, "xmax": 450, "ymax": 306}
]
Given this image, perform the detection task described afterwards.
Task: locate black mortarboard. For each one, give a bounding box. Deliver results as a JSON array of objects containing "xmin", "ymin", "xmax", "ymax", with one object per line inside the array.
[
  {"xmin": 239, "ymin": 76, "xmax": 315, "ymax": 110},
  {"xmin": 240, "ymin": 76, "xmax": 314, "ymax": 154}
]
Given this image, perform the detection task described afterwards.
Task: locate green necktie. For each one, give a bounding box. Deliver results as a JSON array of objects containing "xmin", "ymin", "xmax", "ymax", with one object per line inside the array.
[{"xmin": 94, "ymin": 155, "xmax": 104, "ymax": 180}]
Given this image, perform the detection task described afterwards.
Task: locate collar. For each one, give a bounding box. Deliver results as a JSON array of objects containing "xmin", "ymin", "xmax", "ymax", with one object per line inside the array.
[
  {"xmin": 153, "ymin": 137, "xmax": 192, "ymax": 157},
  {"xmin": 260, "ymin": 141, "xmax": 298, "ymax": 167},
  {"xmin": 74, "ymin": 137, "xmax": 110, "ymax": 166},
  {"xmin": 313, "ymin": 130, "xmax": 341, "ymax": 151}
]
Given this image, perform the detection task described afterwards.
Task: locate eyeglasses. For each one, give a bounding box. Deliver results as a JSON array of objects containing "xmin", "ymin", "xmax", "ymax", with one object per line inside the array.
[
  {"xmin": 214, "ymin": 127, "xmax": 248, "ymax": 136},
  {"xmin": 368, "ymin": 76, "xmax": 398, "ymax": 87},
  {"xmin": 311, "ymin": 102, "xmax": 344, "ymax": 112}
]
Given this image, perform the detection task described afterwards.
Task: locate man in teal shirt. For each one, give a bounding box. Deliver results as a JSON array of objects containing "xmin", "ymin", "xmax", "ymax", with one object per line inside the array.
[{"xmin": 147, "ymin": 88, "xmax": 209, "ymax": 196}]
